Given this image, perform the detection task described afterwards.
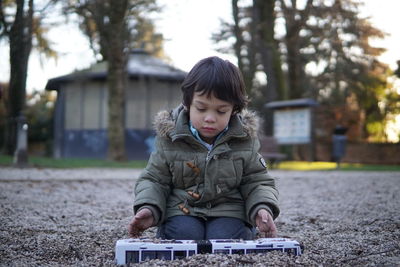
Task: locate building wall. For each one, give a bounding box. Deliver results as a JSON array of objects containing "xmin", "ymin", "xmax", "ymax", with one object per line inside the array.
[
  {"xmin": 57, "ymin": 78, "xmax": 182, "ymax": 160},
  {"xmin": 65, "ymin": 82, "xmax": 108, "ymax": 130},
  {"xmin": 314, "ymin": 105, "xmax": 365, "ymax": 142},
  {"xmin": 126, "ymin": 77, "xmax": 147, "ymax": 129},
  {"xmin": 125, "ymin": 77, "xmax": 181, "ymax": 129},
  {"xmin": 314, "ymin": 141, "xmax": 400, "ymax": 165},
  {"xmin": 64, "ymin": 83, "xmax": 82, "ymax": 129}
]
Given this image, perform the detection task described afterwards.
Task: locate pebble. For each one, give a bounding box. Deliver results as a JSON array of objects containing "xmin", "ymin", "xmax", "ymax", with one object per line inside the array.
[{"xmin": 0, "ymin": 169, "xmax": 399, "ymax": 266}]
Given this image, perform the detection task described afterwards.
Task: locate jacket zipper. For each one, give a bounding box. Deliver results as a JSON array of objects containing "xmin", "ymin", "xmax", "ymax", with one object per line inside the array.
[{"xmin": 206, "ymin": 150, "xmax": 212, "ymax": 162}]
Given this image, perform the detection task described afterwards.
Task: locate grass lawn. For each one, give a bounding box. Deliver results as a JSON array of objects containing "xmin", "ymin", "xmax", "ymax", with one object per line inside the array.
[
  {"xmin": 275, "ymin": 161, "xmax": 400, "ymax": 171},
  {"xmin": 0, "ymin": 154, "xmax": 147, "ymax": 169},
  {"xmin": 1, "ymin": 154, "xmax": 399, "ymax": 171}
]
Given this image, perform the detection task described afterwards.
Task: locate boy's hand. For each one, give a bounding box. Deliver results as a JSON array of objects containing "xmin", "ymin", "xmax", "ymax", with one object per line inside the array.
[
  {"xmin": 128, "ymin": 208, "xmax": 154, "ymax": 238},
  {"xmin": 255, "ymin": 209, "xmax": 277, "ymax": 238}
]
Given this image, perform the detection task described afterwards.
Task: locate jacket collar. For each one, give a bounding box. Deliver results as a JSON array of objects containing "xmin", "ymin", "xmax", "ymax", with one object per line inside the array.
[{"xmin": 154, "ymin": 105, "xmax": 260, "ymax": 143}]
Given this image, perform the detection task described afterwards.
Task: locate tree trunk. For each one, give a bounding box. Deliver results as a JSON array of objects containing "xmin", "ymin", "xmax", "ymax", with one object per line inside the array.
[
  {"xmin": 107, "ymin": 41, "xmax": 127, "ymax": 161},
  {"xmin": 252, "ymin": 0, "xmax": 285, "ymax": 134},
  {"xmin": 285, "ymin": 22, "xmax": 303, "ymax": 99},
  {"xmin": 5, "ymin": 0, "xmax": 33, "ymax": 155},
  {"xmin": 106, "ymin": 0, "xmax": 128, "ymax": 161},
  {"xmin": 281, "ymin": 0, "xmax": 313, "ymax": 99},
  {"xmin": 232, "ymin": 0, "xmax": 256, "ymax": 95}
]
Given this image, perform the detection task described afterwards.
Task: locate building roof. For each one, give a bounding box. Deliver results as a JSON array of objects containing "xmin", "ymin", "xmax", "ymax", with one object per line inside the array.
[
  {"xmin": 45, "ymin": 49, "xmax": 187, "ymax": 91},
  {"xmin": 264, "ymin": 98, "xmax": 318, "ymax": 109}
]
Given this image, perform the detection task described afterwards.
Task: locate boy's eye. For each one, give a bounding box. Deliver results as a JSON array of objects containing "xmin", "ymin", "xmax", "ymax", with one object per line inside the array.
[{"xmin": 195, "ymin": 106, "xmax": 230, "ymax": 114}]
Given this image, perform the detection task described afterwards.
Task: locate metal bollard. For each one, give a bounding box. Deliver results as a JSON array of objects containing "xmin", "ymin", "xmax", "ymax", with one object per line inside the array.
[{"xmin": 13, "ymin": 116, "xmax": 29, "ymax": 167}]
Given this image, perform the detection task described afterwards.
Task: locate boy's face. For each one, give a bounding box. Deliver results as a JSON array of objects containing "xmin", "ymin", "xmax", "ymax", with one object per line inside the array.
[{"xmin": 189, "ymin": 92, "xmax": 234, "ymax": 144}]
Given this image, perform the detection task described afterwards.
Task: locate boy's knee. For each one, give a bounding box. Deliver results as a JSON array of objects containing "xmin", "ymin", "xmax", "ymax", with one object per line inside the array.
[
  {"xmin": 206, "ymin": 217, "xmax": 255, "ymax": 240},
  {"xmin": 158, "ymin": 216, "xmax": 205, "ymax": 240}
]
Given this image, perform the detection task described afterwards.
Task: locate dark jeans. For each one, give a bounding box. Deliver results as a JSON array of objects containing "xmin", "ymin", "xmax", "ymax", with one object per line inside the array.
[{"xmin": 157, "ymin": 215, "xmax": 255, "ymax": 240}]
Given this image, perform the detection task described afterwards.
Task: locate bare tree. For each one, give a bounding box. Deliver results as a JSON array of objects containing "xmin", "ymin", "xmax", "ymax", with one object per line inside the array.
[
  {"xmin": 65, "ymin": 0, "xmax": 160, "ymax": 161},
  {"xmin": 214, "ymin": 0, "xmax": 395, "ymax": 140},
  {"xmin": 1, "ymin": 0, "xmax": 57, "ymax": 156},
  {"xmin": 106, "ymin": 1, "xmax": 128, "ymax": 161},
  {"xmin": 279, "ymin": 0, "xmax": 313, "ymax": 99},
  {"xmin": 213, "ymin": 0, "xmax": 286, "ymax": 103},
  {"xmin": 0, "ymin": 0, "xmax": 33, "ymax": 156},
  {"xmin": 253, "ymin": 0, "xmax": 286, "ymax": 102}
]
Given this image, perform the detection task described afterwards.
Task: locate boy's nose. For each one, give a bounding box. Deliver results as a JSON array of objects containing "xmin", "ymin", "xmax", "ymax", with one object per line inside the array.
[{"xmin": 204, "ymin": 113, "xmax": 216, "ymax": 122}]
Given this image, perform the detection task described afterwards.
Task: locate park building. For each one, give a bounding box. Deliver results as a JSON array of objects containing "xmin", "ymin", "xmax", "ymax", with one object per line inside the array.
[{"xmin": 45, "ymin": 49, "xmax": 186, "ymax": 160}]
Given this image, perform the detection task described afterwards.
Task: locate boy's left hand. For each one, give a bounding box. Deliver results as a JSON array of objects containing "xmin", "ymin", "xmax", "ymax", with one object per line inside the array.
[
  {"xmin": 128, "ymin": 208, "xmax": 154, "ymax": 238},
  {"xmin": 255, "ymin": 209, "xmax": 277, "ymax": 238}
]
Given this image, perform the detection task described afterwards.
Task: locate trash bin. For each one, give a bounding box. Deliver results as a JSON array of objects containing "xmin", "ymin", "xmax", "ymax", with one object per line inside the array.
[{"xmin": 332, "ymin": 125, "xmax": 347, "ymax": 168}]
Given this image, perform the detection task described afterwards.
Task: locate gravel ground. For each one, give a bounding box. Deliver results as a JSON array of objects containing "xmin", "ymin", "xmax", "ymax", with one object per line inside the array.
[{"xmin": 0, "ymin": 167, "xmax": 399, "ymax": 266}]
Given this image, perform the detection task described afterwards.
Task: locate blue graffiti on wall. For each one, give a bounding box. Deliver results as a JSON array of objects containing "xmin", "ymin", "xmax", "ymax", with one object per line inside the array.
[
  {"xmin": 145, "ymin": 136, "xmax": 155, "ymax": 153},
  {"xmin": 63, "ymin": 129, "xmax": 154, "ymax": 160},
  {"xmin": 83, "ymin": 131, "xmax": 107, "ymax": 152}
]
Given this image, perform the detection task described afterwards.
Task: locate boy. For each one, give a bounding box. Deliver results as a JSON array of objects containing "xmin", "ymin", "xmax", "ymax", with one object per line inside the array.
[{"xmin": 128, "ymin": 56, "xmax": 279, "ymax": 240}]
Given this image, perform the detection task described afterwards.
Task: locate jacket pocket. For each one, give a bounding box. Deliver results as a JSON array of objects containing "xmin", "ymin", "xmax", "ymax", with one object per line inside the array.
[
  {"xmin": 171, "ymin": 160, "xmax": 198, "ymax": 189},
  {"xmin": 215, "ymin": 159, "xmax": 243, "ymax": 193}
]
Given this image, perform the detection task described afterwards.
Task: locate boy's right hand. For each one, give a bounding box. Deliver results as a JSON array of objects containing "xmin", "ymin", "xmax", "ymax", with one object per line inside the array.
[{"xmin": 128, "ymin": 208, "xmax": 154, "ymax": 238}]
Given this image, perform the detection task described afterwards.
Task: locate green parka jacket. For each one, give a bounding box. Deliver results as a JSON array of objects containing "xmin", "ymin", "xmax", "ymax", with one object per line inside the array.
[{"xmin": 133, "ymin": 107, "xmax": 280, "ymax": 227}]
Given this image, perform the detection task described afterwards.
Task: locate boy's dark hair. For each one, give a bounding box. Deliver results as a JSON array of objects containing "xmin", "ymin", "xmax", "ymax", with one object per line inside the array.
[{"xmin": 181, "ymin": 56, "xmax": 248, "ymax": 114}]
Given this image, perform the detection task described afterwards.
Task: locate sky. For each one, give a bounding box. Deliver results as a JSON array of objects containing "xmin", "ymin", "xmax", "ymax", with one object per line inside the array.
[{"xmin": 0, "ymin": 0, "xmax": 399, "ymax": 93}]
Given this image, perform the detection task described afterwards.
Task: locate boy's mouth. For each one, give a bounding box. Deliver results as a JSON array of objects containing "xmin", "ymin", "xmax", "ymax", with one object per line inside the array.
[{"xmin": 202, "ymin": 127, "xmax": 217, "ymax": 133}]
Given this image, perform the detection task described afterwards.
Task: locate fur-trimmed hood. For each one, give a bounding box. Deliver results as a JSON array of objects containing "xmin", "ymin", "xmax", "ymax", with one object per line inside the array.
[{"xmin": 153, "ymin": 105, "xmax": 260, "ymax": 139}]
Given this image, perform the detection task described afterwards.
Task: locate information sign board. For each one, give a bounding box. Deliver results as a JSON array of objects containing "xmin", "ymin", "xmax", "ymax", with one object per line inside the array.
[{"xmin": 273, "ymin": 108, "xmax": 311, "ymax": 144}]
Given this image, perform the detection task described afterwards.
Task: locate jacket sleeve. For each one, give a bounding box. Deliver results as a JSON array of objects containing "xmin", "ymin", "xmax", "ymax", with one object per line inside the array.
[
  {"xmin": 239, "ymin": 138, "xmax": 280, "ymax": 225},
  {"xmin": 133, "ymin": 137, "xmax": 172, "ymax": 225}
]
